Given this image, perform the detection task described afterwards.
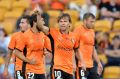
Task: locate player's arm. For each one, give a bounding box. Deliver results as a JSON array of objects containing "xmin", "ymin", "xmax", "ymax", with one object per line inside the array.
[
  {"xmin": 4, "ymin": 34, "xmax": 16, "ymax": 77},
  {"xmin": 74, "ymin": 48, "xmax": 82, "ymax": 62},
  {"xmin": 93, "ymin": 47, "xmax": 102, "ymax": 65},
  {"xmin": 38, "ymin": 23, "xmax": 49, "ymax": 35},
  {"xmin": 93, "ymin": 47, "xmax": 103, "ymax": 75},
  {"xmin": 74, "ymin": 33, "xmax": 86, "ymax": 70},
  {"xmin": 44, "ymin": 48, "xmax": 52, "ymax": 58},
  {"xmin": 44, "ymin": 48, "xmax": 52, "ymax": 64},
  {"xmin": 32, "ymin": 6, "xmax": 50, "ymax": 35},
  {"xmin": 73, "ymin": 52, "xmax": 76, "ymax": 72},
  {"xmin": 4, "ymin": 49, "xmax": 13, "ymax": 77},
  {"xmin": 14, "ymin": 49, "xmax": 35, "ymax": 64},
  {"xmin": 44, "ymin": 35, "xmax": 52, "ymax": 53},
  {"xmin": 14, "ymin": 34, "xmax": 36, "ymax": 64},
  {"xmin": 43, "ymin": 35, "xmax": 52, "ymax": 62},
  {"xmin": 74, "ymin": 48, "xmax": 86, "ymax": 71},
  {"xmin": 93, "ymin": 47, "xmax": 101, "ymax": 63}
]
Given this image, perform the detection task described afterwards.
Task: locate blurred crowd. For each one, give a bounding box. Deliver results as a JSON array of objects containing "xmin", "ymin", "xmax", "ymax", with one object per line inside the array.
[{"xmin": 0, "ymin": 0, "xmax": 120, "ymax": 79}]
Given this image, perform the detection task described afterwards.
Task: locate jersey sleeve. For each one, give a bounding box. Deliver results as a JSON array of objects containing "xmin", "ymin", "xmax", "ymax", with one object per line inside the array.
[
  {"xmin": 44, "ymin": 35, "xmax": 52, "ymax": 52},
  {"xmin": 15, "ymin": 34, "xmax": 26, "ymax": 52},
  {"xmin": 73, "ymin": 33, "xmax": 80, "ymax": 49},
  {"xmin": 49, "ymin": 28, "xmax": 57, "ymax": 39},
  {"xmin": 74, "ymin": 26, "xmax": 83, "ymax": 40},
  {"xmin": 74, "ymin": 26, "xmax": 84, "ymax": 49},
  {"xmin": 8, "ymin": 34, "xmax": 16, "ymax": 50}
]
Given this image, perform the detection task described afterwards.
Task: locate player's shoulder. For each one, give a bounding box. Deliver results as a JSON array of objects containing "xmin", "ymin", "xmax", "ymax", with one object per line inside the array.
[
  {"xmin": 24, "ymin": 29, "xmax": 30, "ymax": 34},
  {"xmin": 69, "ymin": 31, "xmax": 76, "ymax": 35},
  {"xmin": 40, "ymin": 32, "xmax": 50, "ymax": 41},
  {"xmin": 90, "ymin": 29, "xmax": 95, "ymax": 32},
  {"xmin": 76, "ymin": 25, "xmax": 84, "ymax": 31},
  {"xmin": 69, "ymin": 32, "xmax": 77, "ymax": 38},
  {"xmin": 23, "ymin": 29, "xmax": 32, "ymax": 37},
  {"xmin": 74, "ymin": 25, "xmax": 85, "ymax": 36},
  {"xmin": 40, "ymin": 31, "xmax": 46, "ymax": 37},
  {"xmin": 11, "ymin": 31, "xmax": 23, "ymax": 38},
  {"xmin": 49, "ymin": 28, "xmax": 59, "ymax": 36},
  {"xmin": 50, "ymin": 28, "xmax": 59, "ymax": 32},
  {"xmin": 12, "ymin": 31, "xmax": 20, "ymax": 35}
]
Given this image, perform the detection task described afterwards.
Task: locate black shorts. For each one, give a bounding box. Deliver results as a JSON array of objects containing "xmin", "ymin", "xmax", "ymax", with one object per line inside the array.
[
  {"xmin": 75, "ymin": 67, "xmax": 100, "ymax": 79},
  {"xmin": 15, "ymin": 70, "xmax": 24, "ymax": 79},
  {"xmin": 51, "ymin": 69, "xmax": 73, "ymax": 79},
  {"xmin": 26, "ymin": 72, "xmax": 45, "ymax": 79}
]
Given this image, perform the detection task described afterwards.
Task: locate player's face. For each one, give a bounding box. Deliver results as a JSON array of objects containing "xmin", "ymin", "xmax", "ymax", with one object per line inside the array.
[
  {"xmin": 36, "ymin": 15, "xmax": 45, "ymax": 31},
  {"xmin": 19, "ymin": 18, "xmax": 29, "ymax": 32},
  {"xmin": 111, "ymin": 0, "xmax": 117, "ymax": 3},
  {"xmin": 112, "ymin": 38, "xmax": 120, "ymax": 46},
  {"xmin": 84, "ymin": 17, "xmax": 95, "ymax": 29},
  {"xmin": 58, "ymin": 17, "xmax": 70, "ymax": 31}
]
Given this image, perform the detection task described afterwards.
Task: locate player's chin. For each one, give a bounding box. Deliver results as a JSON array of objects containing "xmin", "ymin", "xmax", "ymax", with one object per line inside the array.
[
  {"xmin": 43, "ymin": 22, "xmax": 45, "ymax": 25},
  {"xmin": 88, "ymin": 26, "xmax": 93, "ymax": 29},
  {"xmin": 21, "ymin": 29, "xmax": 25, "ymax": 32},
  {"xmin": 42, "ymin": 21, "xmax": 45, "ymax": 25},
  {"xmin": 60, "ymin": 27, "xmax": 66, "ymax": 30},
  {"xmin": 38, "ymin": 28, "xmax": 42, "ymax": 31}
]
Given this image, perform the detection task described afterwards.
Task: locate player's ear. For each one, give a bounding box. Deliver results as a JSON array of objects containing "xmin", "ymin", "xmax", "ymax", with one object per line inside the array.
[
  {"xmin": 33, "ymin": 21, "xmax": 37, "ymax": 26},
  {"xmin": 69, "ymin": 23, "xmax": 72, "ymax": 27},
  {"xmin": 83, "ymin": 19, "xmax": 87, "ymax": 24},
  {"xmin": 28, "ymin": 24, "xmax": 31, "ymax": 28}
]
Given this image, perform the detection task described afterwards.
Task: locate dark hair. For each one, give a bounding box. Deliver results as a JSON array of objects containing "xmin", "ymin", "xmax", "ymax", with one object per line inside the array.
[
  {"xmin": 29, "ymin": 11, "xmax": 41, "ymax": 27},
  {"xmin": 21, "ymin": 15, "xmax": 30, "ymax": 24},
  {"xmin": 29, "ymin": 14, "xmax": 37, "ymax": 27},
  {"xmin": 0, "ymin": 27, "xmax": 7, "ymax": 37},
  {"xmin": 112, "ymin": 35, "xmax": 120, "ymax": 40},
  {"xmin": 103, "ymin": 32, "xmax": 109, "ymax": 37},
  {"xmin": 57, "ymin": 13, "xmax": 72, "ymax": 23},
  {"xmin": 83, "ymin": 13, "xmax": 95, "ymax": 20}
]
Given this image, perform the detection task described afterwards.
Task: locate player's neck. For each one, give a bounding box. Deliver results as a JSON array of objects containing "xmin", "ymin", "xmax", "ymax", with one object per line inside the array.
[
  {"xmin": 83, "ymin": 24, "xmax": 88, "ymax": 30},
  {"xmin": 110, "ymin": 1, "xmax": 116, "ymax": 6},
  {"xmin": 31, "ymin": 26, "xmax": 39, "ymax": 33},
  {"xmin": 60, "ymin": 29, "xmax": 69, "ymax": 34}
]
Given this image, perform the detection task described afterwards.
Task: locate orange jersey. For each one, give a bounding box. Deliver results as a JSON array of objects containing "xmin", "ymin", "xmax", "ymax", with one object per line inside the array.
[
  {"xmin": 74, "ymin": 25, "xmax": 95, "ymax": 68},
  {"xmin": 8, "ymin": 31, "xmax": 24, "ymax": 71},
  {"xmin": 49, "ymin": 28, "xmax": 79, "ymax": 74},
  {"xmin": 16, "ymin": 29, "xmax": 51, "ymax": 74}
]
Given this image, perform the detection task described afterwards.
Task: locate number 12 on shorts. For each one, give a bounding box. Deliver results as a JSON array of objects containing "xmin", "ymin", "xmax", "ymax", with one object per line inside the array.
[{"xmin": 54, "ymin": 71, "xmax": 62, "ymax": 79}]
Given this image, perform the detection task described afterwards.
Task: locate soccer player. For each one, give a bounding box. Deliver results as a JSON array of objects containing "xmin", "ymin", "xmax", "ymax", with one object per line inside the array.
[
  {"xmin": 74, "ymin": 13, "xmax": 103, "ymax": 79},
  {"xmin": 14, "ymin": 12, "xmax": 51, "ymax": 79},
  {"xmin": 3, "ymin": 15, "xmax": 34, "ymax": 79},
  {"xmin": 37, "ymin": 13, "xmax": 86, "ymax": 79}
]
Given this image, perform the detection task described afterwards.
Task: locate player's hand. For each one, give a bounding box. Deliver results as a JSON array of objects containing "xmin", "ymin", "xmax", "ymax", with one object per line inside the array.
[
  {"xmin": 73, "ymin": 63, "xmax": 76, "ymax": 72},
  {"xmin": 29, "ymin": 58, "xmax": 37, "ymax": 65},
  {"xmin": 97, "ymin": 62, "xmax": 103, "ymax": 76},
  {"xmin": 81, "ymin": 62, "xmax": 86, "ymax": 71},
  {"xmin": 33, "ymin": 4, "xmax": 41, "ymax": 14},
  {"xmin": 3, "ymin": 68, "xmax": 9, "ymax": 78}
]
